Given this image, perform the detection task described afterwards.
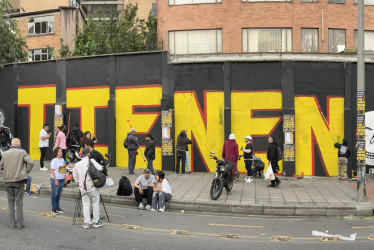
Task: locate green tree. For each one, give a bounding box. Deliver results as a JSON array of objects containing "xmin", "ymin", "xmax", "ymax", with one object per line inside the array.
[
  {"xmin": 73, "ymin": 4, "xmax": 159, "ymax": 57},
  {"xmin": 0, "ymin": 0, "xmax": 27, "ymax": 65}
]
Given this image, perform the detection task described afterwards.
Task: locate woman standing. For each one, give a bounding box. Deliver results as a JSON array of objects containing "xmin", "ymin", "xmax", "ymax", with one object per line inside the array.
[
  {"xmin": 50, "ymin": 147, "xmax": 70, "ymax": 215},
  {"xmin": 55, "ymin": 126, "xmax": 67, "ymax": 159},
  {"xmin": 144, "ymin": 133, "xmax": 155, "ymax": 175}
]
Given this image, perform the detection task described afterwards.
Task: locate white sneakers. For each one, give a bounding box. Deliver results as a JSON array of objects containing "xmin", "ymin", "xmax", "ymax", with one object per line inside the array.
[
  {"xmin": 40, "ymin": 167, "xmax": 48, "ymax": 171},
  {"xmin": 159, "ymin": 207, "xmax": 165, "ymax": 212},
  {"xmin": 139, "ymin": 203, "xmax": 145, "ymax": 210},
  {"xmin": 245, "ymin": 176, "xmax": 253, "ymax": 183},
  {"xmin": 145, "ymin": 205, "xmax": 151, "ymax": 210}
]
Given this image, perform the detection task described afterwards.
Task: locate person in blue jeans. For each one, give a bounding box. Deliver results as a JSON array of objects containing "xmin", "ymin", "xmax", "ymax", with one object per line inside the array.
[
  {"xmin": 50, "ymin": 147, "xmax": 72, "ymax": 215},
  {"xmin": 24, "ymin": 175, "xmax": 32, "ymax": 195}
]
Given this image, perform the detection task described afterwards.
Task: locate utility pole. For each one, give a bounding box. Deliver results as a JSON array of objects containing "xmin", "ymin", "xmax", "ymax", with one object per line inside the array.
[{"xmin": 357, "ymin": 0, "xmax": 366, "ymax": 202}]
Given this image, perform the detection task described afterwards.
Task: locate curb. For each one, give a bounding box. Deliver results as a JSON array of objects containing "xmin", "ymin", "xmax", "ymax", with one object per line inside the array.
[{"xmin": 1, "ymin": 182, "xmax": 373, "ymax": 217}]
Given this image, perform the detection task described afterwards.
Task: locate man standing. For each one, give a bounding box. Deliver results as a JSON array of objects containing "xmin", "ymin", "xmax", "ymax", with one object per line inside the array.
[
  {"xmin": 175, "ymin": 130, "xmax": 191, "ymax": 175},
  {"xmin": 127, "ymin": 128, "xmax": 139, "ymax": 175},
  {"xmin": 144, "ymin": 133, "xmax": 156, "ymax": 175},
  {"xmin": 0, "ymin": 138, "xmax": 34, "ymax": 229},
  {"xmin": 241, "ymin": 136, "xmax": 253, "ymax": 183},
  {"xmin": 334, "ymin": 138, "xmax": 351, "ymax": 182},
  {"xmin": 133, "ymin": 168, "xmax": 155, "ymax": 210},
  {"xmin": 267, "ymin": 135, "xmax": 280, "ymax": 187},
  {"xmin": 222, "ymin": 134, "xmax": 239, "ymax": 177},
  {"xmin": 39, "ymin": 124, "xmax": 51, "ymax": 171},
  {"xmin": 73, "ymin": 148, "xmax": 103, "ymax": 229}
]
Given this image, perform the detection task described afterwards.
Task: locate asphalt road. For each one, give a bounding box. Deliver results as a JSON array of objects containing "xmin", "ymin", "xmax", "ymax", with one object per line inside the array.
[{"xmin": 0, "ymin": 191, "xmax": 373, "ymax": 250}]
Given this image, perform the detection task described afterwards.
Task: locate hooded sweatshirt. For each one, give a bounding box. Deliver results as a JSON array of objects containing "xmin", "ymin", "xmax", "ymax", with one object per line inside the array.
[
  {"xmin": 176, "ymin": 130, "xmax": 191, "ymax": 151},
  {"xmin": 334, "ymin": 139, "xmax": 350, "ymax": 158},
  {"xmin": 222, "ymin": 139, "xmax": 239, "ymax": 166}
]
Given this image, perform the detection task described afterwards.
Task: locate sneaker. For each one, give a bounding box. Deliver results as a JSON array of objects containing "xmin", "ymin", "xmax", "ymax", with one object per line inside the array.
[
  {"xmin": 275, "ymin": 179, "xmax": 281, "ymax": 187},
  {"xmin": 245, "ymin": 177, "xmax": 252, "ymax": 183},
  {"xmin": 159, "ymin": 206, "xmax": 166, "ymax": 212},
  {"xmin": 82, "ymin": 223, "xmax": 90, "ymax": 229},
  {"xmin": 17, "ymin": 224, "xmax": 25, "ymax": 229},
  {"xmin": 24, "ymin": 191, "xmax": 32, "ymax": 195},
  {"xmin": 244, "ymin": 176, "xmax": 248, "ymax": 181},
  {"xmin": 181, "ymin": 173, "xmax": 185, "ymax": 176},
  {"xmin": 51, "ymin": 209, "xmax": 59, "ymax": 215},
  {"xmin": 138, "ymin": 203, "xmax": 145, "ymax": 210},
  {"xmin": 338, "ymin": 178, "xmax": 342, "ymax": 182},
  {"xmin": 150, "ymin": 208, "xmax": 157, "ymax": 212},
  {"xmin": 40, "ymin": 167, "xmax": 48, "ymax": 171},
  {"xmin": 56, "ymin": 208, "xmax": 65, "ymax": 214},
  {"xmin": 343, "ymin": 178, "xmax": 348, "ymax": 182},
  {"xmin": 93, "ymin": 221, "xmax": 103, "ymax": 228},
  {"xmin": 145, "ymin": 205, "xmax": 151, "ymax": 210}
]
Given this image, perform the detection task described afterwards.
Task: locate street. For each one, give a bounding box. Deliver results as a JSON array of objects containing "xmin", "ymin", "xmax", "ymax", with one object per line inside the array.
[{"xmin": 0, "ymin": 191, "xmax": 373, "ymax": 250}]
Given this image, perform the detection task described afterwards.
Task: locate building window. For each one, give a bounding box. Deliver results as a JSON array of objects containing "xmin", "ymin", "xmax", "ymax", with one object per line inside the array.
[
  {"xmin": 152, "ymin": 3, "xmax": 157, "ymax": 16},
  {"xmin": 88, "ymin": 5, "xmax": 117, "ymax": 18},
  {"xmin": 169, "ymin": 29, "xmax": 222, "ymax": 55},
  {"xmin": 28, "ymin": 48, "xmax": 54, "ymax": 62},
  {"xmin": 242, "ymin": 28, "xmax": 292, "ymax": 53},
  {"xmin": 328, "ymin": 0, "xmax": 345, "ymax": 3},
  {"xmin": 328, "ymin": 29, "xmax": 346, "ymax": 53},
  {"xmin": 301, "ymin": 28, "xmax": 318, "ymax": 53},
  {"xmin": 242, "ymin": 0, "xmax": 291, "ymax": 2},
  {"xmin": 301, "ymin": 0, "xmax": 318, "ymax": 2},
  {"xmin": 28, "ymin": 16, "xmax": 54, "ymax": 35},
  {"xmin": 169, "ymin": 0, "xmax": 222, "ymax": 5},
  {"xmin": 354, "ymin": 30, "xmax": 374, "ymax": 51},
  {"xmin": 354, "ymin": 0, "xmax": 374, "ymax": 5}
]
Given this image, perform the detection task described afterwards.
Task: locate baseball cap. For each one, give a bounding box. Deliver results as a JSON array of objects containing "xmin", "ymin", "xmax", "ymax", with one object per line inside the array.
[
  {"xmin": 144, "ymin": 168, "xmax": 151, "ymax": 173},
  {"xmin": 130, "ymin": 128, "xmax": 137, "ymax": 133},
  {"xmin": 244, "ymin": 136, "xmax": 252, "ymax": 140}
]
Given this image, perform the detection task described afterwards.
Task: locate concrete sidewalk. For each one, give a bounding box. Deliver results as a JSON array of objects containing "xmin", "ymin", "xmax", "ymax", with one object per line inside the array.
[{"xmin": 1, "ymin": 161, "xmax": 374, "ymax": 217}]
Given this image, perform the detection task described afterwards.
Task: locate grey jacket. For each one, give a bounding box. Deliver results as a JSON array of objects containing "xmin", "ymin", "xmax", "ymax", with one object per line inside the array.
[{"xmin": 0, "ymin": 146, "xmax": 34, "ymax": 182}]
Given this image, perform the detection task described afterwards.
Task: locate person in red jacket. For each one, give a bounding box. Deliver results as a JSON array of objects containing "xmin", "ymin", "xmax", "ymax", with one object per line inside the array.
[{"xmin": 222, "ymin": 134, "xmax": 239, "ymax": 177}]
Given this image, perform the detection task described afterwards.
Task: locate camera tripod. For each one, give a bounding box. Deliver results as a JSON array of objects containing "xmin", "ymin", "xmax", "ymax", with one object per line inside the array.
[{"xmin": 72, "ymin": 190, "xmax": 111, "ymax": 225}]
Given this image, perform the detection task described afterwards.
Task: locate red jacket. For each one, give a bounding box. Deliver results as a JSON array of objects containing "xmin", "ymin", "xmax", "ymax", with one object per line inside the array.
[{"xmin": 222, "ymin": 139, "xmax": 239, "ymax": 166}]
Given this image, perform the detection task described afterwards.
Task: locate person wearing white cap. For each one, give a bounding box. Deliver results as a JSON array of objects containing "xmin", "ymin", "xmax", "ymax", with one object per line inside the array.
[
  {"xmin": 222, "ymin": 133, "xmax": 239, "ymax": 177},
  {"xmin": 241, "ymin": 136, "xmax": 253, "ymax": 183},
  {"xmin": 127, "ymin": 128, "xmax": 139, "ymax": 175}
]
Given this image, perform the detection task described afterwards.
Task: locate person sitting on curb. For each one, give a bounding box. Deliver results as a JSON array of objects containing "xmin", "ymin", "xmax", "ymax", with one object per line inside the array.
[
  {"xmin": 133, "ymin": 168, "xmax": 155, "ymax": 210},
  {"xmin": 150, "ymin": 171, "xmax": 172, "ymax": 212}
]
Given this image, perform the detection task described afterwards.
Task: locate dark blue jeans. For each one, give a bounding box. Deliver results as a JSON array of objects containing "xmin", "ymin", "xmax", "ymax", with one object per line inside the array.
[
  {"xmin": 245, "ymin": 159, "xmax": 253, "ymax": 177},
  {"xmin": 50, "ymin": 178, "xmax": 64, "ymax": 210},
  {"xmin": 26, "ymin": 175, "xmax": 32, "ymax": 192},
  {"xmin": 147, "ymin": 157, "xmax": 155, "ymax": 175}
]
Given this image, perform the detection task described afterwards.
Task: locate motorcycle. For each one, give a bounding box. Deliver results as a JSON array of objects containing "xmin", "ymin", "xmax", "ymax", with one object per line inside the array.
[
  {"xmin": 209, "ymin": 151, "xmax": 234, "ymax": 200},
  {"xmin": 67, "ymin": 144, "xmax": 82, "ymax": 163}
]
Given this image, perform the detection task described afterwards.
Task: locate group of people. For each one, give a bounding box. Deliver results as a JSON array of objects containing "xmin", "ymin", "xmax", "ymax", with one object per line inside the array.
[{"xmin": 133, "ymin": 169, "xmax": 172, "ymax": 212}]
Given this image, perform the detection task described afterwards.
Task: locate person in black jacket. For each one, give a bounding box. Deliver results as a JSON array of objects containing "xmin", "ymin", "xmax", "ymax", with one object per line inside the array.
[
  {"xmin": 127, "ymin": 128, "xmax": 139, "ymax": 175},
  {"xmin": 267, "ymin": 135, "xmax": 280, "ymax": 187},
  {"xmin": 334, "ymin": 138, "xmax": 351, "ymax": 182},
  {"xmin": 175, "ymin": 130, "xmax": 191, "ymax": 175},
  {"xmin": 144, "ymin": 133, "xmax": 156, "ymax": 175}
]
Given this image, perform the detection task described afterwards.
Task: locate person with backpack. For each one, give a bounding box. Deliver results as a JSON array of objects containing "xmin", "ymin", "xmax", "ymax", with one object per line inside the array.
[
  {"xmin": 67, "ymin": 124, "xmax": 83, "ymax": 149},
  {"xmin": 144, "ymin": 133, "xmax": 156, "ymax": 175},
  {"xmin": 0, "ymin": 126, "xmax": 12, "ymax": 151},
  {"xmin": 334, "ymin": 138, "xmax": 351, "ymax": 182},
  {"xmin": 125, "ymin": 128, "xmax": 139, "ymax": 175},
  {"xmin": 267, "ymin": 135, "xmax": 281, "ymax": 187},
  {"xmin": 73, "ymin": 148, "xmax": 104, "ymax": 229}
]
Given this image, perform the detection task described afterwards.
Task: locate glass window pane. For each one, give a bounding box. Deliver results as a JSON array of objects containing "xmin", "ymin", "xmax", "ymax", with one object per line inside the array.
[
  {"xmin": 301, "ymin": 28, "xmax": 318, "ymax": 53},
  {"xmin": 35, "ymin": 22, "xmax": 41, "ymax": 34},
  {"xmin": 41, "ymin": 22, "xmax": 47, "ymax": 33},
  {"xmin": 35, "ymin": 54, "xmax": 41, "ymax": 61},
  {"xmin": 328, "ymin": 29, "xmax": 346, "ymax": 53},
  {"xmin": 242, "ymin": 28, "xmax": 292, "ymax": 52}
]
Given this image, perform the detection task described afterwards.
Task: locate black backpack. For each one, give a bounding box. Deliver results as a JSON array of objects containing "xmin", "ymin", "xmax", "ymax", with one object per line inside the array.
[
  {"xmin": 84, "ymin": 160, "xmax": 106, "ymax": 190},
  {"xmin": 277, "ymin": 147, "xmax": 283, "ymax": 161},
  {"xmin": 123, "ymin": 137, "xmax": 129, "ymax": 149},
  {"xmin": 116, "ymin": 176, "xmax": 132, "ymax": 196}
]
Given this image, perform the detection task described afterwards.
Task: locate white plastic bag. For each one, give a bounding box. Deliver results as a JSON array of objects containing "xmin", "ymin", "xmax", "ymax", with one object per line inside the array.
[
  {"xmin": 105, "ymin": 178, "xmax": 114, "ymax": 187},
  {"xmin": 265, "ymin": 164, "xmax": 275, "ymax": 180}
]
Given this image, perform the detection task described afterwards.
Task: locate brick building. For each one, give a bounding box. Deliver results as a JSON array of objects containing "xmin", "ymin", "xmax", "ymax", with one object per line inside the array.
[
  {"xmin": 157, "ymin": 0, "xmax": 374, "ymax": 55},
  {"xmin": 9, "ymin": 0, "xmax": 86, "ymax": 61}
]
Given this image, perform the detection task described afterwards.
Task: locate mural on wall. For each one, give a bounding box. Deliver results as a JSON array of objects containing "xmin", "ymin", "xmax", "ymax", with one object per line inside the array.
[
  {"xmin": 116, "ymin": 85, "xmax": 162, "ymax": 170},
  {"xmin": 66, "ymin": 86, "xmax": 110, "ymax": 157},
  {"xmin": 295, "ymin": 96, "xmax": 344, "ymax": 176},
  {"xmin": 366, "ymin": 111, "xmax": 374, "ymax": 166},
  {"xmin": 174, "ymin": 91, "xmax": 225, "ymax": 173},
  {"xmin": 18, "ymin": 85, "xmax": 56, "ymax": 159}
]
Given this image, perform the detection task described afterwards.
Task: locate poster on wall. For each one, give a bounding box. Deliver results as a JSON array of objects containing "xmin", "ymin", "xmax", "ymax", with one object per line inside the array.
[
  {"xmin": 283, "ymin": 144, "xmax": 295, "ymax": 161},
  {"xmin": 357, "ymin": 92, "xmax": 366, "ymax": 166},
  {"xmin": 283, "ymin": 115, "xmax": 295, "ymax": 132},
  {"xmin": 54, "ymin": 105, "xmax": 63, "ymax": 141},
  {"xmin": 162, "ymin": 110, "xmax": 173, "ymax": 156}
]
